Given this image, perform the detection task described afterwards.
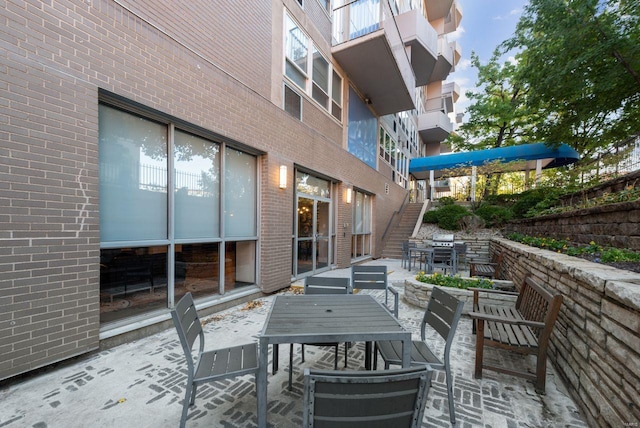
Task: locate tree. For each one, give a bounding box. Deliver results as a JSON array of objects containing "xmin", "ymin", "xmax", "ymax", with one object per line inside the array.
[
  {"xmin": 447, "ymin": 50, "xmax": 539, "ymax": 197},
  {"xmin": 505, "ymin": 0, "xmax": 640, "ymax": 176}
]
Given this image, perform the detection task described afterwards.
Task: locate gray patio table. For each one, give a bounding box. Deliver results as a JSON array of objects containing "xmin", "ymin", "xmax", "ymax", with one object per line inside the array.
[{"xmin": 256, "ymin": 294, "xmax": 412, "ymax": 428}]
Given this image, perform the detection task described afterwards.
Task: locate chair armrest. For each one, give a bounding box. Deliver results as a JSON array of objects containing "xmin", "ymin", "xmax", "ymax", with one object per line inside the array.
[
  {"xmin": 388, "ymin": 285, "xmax": 399, "ymax": 318},
  {"xmin": 468, "ymin": 312, "xmax": 546, "ymax": 329}
]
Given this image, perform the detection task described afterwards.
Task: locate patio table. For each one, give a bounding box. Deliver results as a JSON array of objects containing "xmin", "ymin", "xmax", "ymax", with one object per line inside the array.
[
  {"xmin": 256, "ymin": 294, "xmax": 412, "ymax": 428},
  {"xmin": 408, "ymin": 247, "xmax": 433, "ymax": 271}
]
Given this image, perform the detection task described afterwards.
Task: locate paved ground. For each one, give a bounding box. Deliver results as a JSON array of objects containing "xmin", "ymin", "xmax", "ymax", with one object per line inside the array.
[{"xmin": 0, "ymin": 259, "xmax": 588, "ymax": 427}]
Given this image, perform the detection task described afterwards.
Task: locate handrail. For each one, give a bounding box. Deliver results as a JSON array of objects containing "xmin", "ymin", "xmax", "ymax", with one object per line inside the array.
[{"xmin": 381, "ymin": 191, "xmax": 410, "ymax": 242}]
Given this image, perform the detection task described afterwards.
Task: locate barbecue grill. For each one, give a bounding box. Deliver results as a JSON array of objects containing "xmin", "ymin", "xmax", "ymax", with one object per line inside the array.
[{"xmin": 432, "ymin": 234, "xmax": 455, "ymax": 248}]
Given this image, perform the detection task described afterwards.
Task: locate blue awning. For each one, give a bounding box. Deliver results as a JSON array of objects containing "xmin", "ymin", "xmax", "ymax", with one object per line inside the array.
[{"xmin": 409, "ymin": 143, "xmax": 580, "ymax": 179}]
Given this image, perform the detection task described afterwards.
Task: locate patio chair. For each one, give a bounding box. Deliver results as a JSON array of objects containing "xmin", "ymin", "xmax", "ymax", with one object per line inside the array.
[
  {"xmin": 401, "ymin": 241, "xmax": 420, "ymax": 269},
  {"xmin": 288, "ymin": 276, "xmax": 351, "ymax": 390},
  {"xmin": 374, "ymin": 287, "xmax": 464, "ymax": 425},
  {"xmin": 469, "ymin": 251, "xmax": 503, "ymax": 279},
  {"xmin": 302, "ymin": 366, "xmax": 433, "ymax": 428},
  {"xmin": 170, "ymin": 292, "xmax": 259, "ymax": 428},
  {"xmin": 351, "ymin": 265, "xmax": 399, "ymax": 318},
  {"xmin": 427, "ymin": 247, "xmax": 457, "ymax": 275}
]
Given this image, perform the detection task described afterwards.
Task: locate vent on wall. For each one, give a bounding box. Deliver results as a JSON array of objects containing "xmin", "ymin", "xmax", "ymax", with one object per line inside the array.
[
  {"xmin": 284, "ymin": 84, "xmax": 302, "ymax": 120},
  {"xmin": 385, "ymin": 183, "xmax": 389, "ymax": 194}
]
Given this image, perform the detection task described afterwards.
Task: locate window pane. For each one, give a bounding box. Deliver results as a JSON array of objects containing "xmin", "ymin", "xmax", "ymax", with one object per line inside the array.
[
  {"xmin": 224, "ymin": 149, "xmax": 256, "ymax": 237},
  {"xmin": 286, "ymin": 60, "xmax": 307, "ymax": 89},
  {"xmin": 285, "ymin": 15, "xmax": 308, "ymax": 76},
  {"xmin": 100, "ymin": 246, "xmax": 168, "ymax": 324},
  {"xmin": 312, "ymin": 84, "xmax": 329, "ymax": 107},
  {"xmin": 284, "ymin": 84, "xmax": 302, "ymax": 119},
  {"xmin": 99, "ymin": 105, "xmax": 167, "ymax": 242},
  {"xmin": 312, "ymin": 48, "xmax": 329, "ymax": 93},
  {"xmin": 347, "ymin": 88, "xmax": 377, "ymax": 169},
  {"xmin": 174, "ymin": 130, "xmax": 220, "ymax": 239},
  {"xmin": 175, "ymin": 243, "xmax": 220, "ymax": 298},
  {"xmin": 296, "ymin": 171, "xmax": 331, "ymax": 198},
  {"xmin": 332, "ymin": 71, "xmax": 342, "ymax": 105},
  {"xmin": 225, "ymin": 241, "xmax": 255, "ymax": 290}
]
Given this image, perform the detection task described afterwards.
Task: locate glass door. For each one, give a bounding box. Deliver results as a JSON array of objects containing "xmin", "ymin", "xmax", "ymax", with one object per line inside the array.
[{"xmin": 296, "ymin": 196, "xmax": 331, "ymax": 277}]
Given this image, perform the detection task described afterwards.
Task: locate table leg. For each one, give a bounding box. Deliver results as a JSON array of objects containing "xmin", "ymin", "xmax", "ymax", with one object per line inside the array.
[
  {"xmin": 257, "ymin": 338, "xmax": 268, "ymax": 428},
  {"xmin": 272, "ymin": 344, "xmax": 278, "ymax": 374},
  {"xmin": 364, "ymin": 341, "xmax": 372, "ymax": 370}
]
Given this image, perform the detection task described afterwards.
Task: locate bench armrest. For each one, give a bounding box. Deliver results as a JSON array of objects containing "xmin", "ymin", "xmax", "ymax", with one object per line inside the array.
[{"xmin": 468, "ymin": 311, "xmax": 546, "ymax": 329}]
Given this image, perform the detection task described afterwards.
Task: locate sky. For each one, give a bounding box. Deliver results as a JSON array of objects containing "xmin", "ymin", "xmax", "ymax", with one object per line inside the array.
[{"xmin": 447, "ymin": 0, "xmax": 530, "ymax": 119}]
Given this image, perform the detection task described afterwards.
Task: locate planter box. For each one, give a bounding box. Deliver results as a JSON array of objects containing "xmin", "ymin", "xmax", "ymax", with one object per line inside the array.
[{"xmin": 403, "ymin": 277, "xmax": 515, "ymax": 314}]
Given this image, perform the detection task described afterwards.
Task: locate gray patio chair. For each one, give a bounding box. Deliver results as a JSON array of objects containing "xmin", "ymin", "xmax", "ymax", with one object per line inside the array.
[
  {"xmin": 288, "ymin": 276, "xmax": 351, "ymax": 390},
  {"xmin": 302, "ymin": 366, "xmax": 433, "ymax": 428},
  {"xmin": 351, "ymin": 265, "xmax": 399, "ymax": 318},
  {"xmin": 374, "ymin": 287, "xmax": 464, "ymax": 425},
  {"xmin": 402, "ymin": 241, "xmax": 420, "ymax": 269},
  {"xmin": 427, "ymin": 246, "xmax": 457, "ymax": 275},
  {"xmin": 170, "ymin": 292, "xmax": 259, "ymax": 428}
]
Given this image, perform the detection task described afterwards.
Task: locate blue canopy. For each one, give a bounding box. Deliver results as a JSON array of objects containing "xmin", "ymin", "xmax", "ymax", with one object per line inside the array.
[{"xmin": 409, "ymin": 143, "xmax": 580, "ymax": 179}]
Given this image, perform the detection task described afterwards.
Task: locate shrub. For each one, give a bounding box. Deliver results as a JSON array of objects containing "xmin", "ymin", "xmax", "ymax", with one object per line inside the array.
[
  {"xmin": 437, "ymin": 196, "xmax": 457, "ymax": 206},
  {"xmin": 423, "ymin": 204, "xmax": 470, "ymax": 230},
  {"xmin": 510, "ymin": 188, "xmax": 557, "ymax": 219},
  {"xmin": 415, "ymin": 272, "xmax": 493, "ymax": 290},
  {"xmin": 474, "ymin": 205, "xmax": 513, "ymax": 227}
]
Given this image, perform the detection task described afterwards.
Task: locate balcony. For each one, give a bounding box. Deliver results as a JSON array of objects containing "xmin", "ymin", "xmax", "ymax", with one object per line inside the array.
[
  {"xmin": 417, "ymin": 110, "xmax": 453, "ymax": 143},
  {"xmin": 332, "ymin": 0, "xmax": 415, "ymax": 116},
  {"xmin": 442, "ymin": 82, "xmax": 460, "ymax": 113},
  {"xmin": 396, "ymin": 9, "xmax": 438, "ymax": 87},
  {"xmin": 425, "ymin": 0, "xmax": 454, "ymax": 22},
  {"xmin": 429, "ymin": 37, "xmax": 454, "ymax": 83},
  {"xmin": 443, "ymin": 1, "xmax": 463, "ymax": 34}
]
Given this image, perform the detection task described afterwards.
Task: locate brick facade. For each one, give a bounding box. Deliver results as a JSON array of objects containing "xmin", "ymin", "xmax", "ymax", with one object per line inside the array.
[{"xmin": 0, "ymin": 1, "xmax": 410, "ymax": 380}]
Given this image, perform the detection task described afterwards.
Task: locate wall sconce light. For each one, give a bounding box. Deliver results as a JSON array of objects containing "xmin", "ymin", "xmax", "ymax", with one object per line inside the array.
[
  {"xmin": 279, "ymin": 165, "xmax": 287, "ymax": 189},
  {"xmin": 346, "ymin": 187, "xmax": 352, "ymax": 204}
]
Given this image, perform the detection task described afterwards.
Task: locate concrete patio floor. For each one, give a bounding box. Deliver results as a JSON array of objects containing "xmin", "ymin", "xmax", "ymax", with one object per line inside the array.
[{"xmin": 0, "ymin": 259, "xmax": 588, "ymax": 427}]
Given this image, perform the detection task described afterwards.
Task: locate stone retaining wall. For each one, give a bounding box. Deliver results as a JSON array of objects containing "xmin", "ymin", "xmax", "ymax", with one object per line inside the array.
[
  {"xmin": 506, "ymin": 200, "xmax": 640, "ymax": 251},
  {"xmin": 490, "ymin": 238, "xmax": 640, "ymax": 427}
]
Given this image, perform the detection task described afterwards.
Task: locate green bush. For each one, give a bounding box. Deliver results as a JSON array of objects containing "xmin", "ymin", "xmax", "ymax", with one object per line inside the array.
[
  {"xmin": 437, "ymin": 196, "xmax": 457, "ymax": 206},
  {"xmin": 423, "ymin": 204, "xmax": 470, "ymax": 230},
  {"xmin": 415, "ymin": 272, "xmax": 493, "ymax": 290},
  {"xmin": 510, "ymin": 188, "xmax": 556, "ymax": 218},
  {"xmin": 474, "ymin": 205, "xmax": 513, "ymax": 227}
]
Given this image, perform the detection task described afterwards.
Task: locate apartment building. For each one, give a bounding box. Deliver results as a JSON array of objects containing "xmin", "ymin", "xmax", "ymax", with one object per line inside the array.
[{"xmin": 0, "ymin": 0, "xmax": 461, "ymax": 381}]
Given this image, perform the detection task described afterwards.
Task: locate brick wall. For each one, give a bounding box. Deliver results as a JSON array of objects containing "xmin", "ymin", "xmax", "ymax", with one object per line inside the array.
[
  {"xmin": 492, "ymin": 238, "xmax": 640, "ymax": 427},
  {"xmin": 0, "ymin": 0, "xmax": 407, "ymax": 380}
]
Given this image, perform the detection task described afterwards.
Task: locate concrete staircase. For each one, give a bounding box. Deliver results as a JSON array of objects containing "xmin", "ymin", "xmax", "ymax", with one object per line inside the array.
[{"xmin": 382, "ymin": 203, "xmax": 424, "ymax": 259}]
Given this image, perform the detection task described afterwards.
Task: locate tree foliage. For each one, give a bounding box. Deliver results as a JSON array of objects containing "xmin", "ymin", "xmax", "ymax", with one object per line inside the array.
[{"xmin": 505, "ymin": 0, "xmax": 640, "ymax": 168}]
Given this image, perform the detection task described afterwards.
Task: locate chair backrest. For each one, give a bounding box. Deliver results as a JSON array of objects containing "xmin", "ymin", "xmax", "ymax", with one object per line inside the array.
[
  {"xmin": 432, "ymin": 247, "xmax": 454, "ymax": 263},
  {"xmin": 304, "ymin": 276, "xmax": 351, "ymax": 294},
  {"xmin": 170, "ymin": 292, "xmax": 204, "ymax": 376},
  {"xmin": 421, "ymin": 287, "xmax": 465, "ymax": 361},
  {"xmin": 303, "ymin": 366, "xmax": 433, "ymax": 428},
  {"xmin": 351, "ymin": 265, "xmax": 387, "ymax": 292}
]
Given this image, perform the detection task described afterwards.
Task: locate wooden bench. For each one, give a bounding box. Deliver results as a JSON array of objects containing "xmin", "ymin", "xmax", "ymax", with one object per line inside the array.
[
  {"xmin": 468, "ymin": 275, "xmax": 563, "ymax": 393},
  {"xmin": 469, "ymin": 251, "xmax": 503, "ymax": 279}
]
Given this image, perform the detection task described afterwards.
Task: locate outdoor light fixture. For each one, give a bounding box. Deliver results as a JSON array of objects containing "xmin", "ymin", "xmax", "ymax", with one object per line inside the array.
[
  {"xmin": 346, "ymin": 187, "xmax": 352, "ymax": 204},
  {"xmin": 279, "ymin": 165, "xmax": 287, "ymax": 189}
]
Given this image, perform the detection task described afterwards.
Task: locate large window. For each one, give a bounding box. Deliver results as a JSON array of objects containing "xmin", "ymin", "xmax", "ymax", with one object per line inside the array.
[
  {"xmin": 284, "ymin": 13, "xmax": 342, "ymax": 120},
  {"xmin": 99, "ymin": 103, "xmax": 257, "ymax": 325},
  {"xmin": 352, "ymin": 190, "xmax": 372, "ymax": 259},
  {"xmin": 348, "ymin": 87, "xmax": 377, "ymax": 169}
]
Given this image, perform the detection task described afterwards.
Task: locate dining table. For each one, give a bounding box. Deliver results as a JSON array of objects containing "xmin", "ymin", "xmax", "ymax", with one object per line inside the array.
[{"xmin": 256, "ymin": 293, "xmax": 412, "ymax": 428}]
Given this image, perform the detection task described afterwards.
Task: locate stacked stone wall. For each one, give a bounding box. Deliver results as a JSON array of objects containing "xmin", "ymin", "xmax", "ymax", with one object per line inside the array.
[
  {"xmin": 505, "ymin": 200, "xmax": 640, "ymax": 251},
  {"xmin": 492, "ymin": 238, "xmax": 640, "ymax": 427}
]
